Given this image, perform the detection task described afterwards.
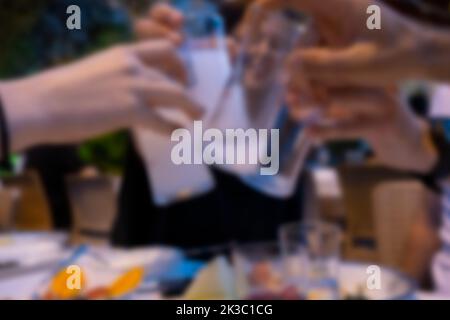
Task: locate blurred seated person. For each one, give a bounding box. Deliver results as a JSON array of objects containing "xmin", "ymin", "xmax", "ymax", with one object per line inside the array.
[{"xmin": 112, "ymin": 2, "xmax": 306, "ymax": 249}]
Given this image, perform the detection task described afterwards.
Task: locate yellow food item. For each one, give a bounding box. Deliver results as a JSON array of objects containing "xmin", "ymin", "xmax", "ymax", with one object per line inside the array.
[
  {"xmin": 184, "ymin": 257, "xmax": 236, "ymax": 300},
  {"xmin": 49, "ymin": 267, "xmax": 86, "ymax": 299},
  {"xmin": 108, "ymin": 267, "xmax": 145, "ymax": 298}
]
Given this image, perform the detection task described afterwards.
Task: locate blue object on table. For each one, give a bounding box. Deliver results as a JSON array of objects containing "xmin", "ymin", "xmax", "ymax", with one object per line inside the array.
[{"xmin": 145, "ymin": 259, "xmax": 205, "ymax": 283}]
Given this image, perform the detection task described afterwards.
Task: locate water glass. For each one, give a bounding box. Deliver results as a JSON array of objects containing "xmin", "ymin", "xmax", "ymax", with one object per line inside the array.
[
  {"xmin": 133, "ymin": 0, "xmax": 226, "ymax": 206},
  {"xmin": 224, "ymin": 5, "xmax": 316, "ymax": 193},
  {"xmin": 279, "ymin": 220, "xmax": 342, "ymax": 300},
  {"xmin": 232, "ymin": 242, "xmax": 301, "ymax": 300}
]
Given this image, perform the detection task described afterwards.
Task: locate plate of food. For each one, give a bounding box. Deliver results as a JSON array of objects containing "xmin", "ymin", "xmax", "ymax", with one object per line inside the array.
[
  {"xmin": 38, "ymin": 246, "xmax": 184, "ymax": 300},
  {"xmin": 0, "ymin": 232, "xmax": 68, "ymax": 269},
  {"xmin": 182, "ymin": 257, "xmax": 416, "ymax": 300},
  {"xmin": 339, "ymin": 262, "xmax": 416, "ymax": 300}
]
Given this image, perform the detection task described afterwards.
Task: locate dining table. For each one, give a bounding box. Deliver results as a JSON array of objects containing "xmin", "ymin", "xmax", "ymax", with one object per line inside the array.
[{"xmin": 0, "ymin": 231, "xmax": 448, "ymax": 300}]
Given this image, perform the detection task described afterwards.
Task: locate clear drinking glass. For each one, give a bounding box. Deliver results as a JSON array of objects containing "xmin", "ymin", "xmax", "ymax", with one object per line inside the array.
[
  {"xmin": 133, "ymin": 0, "xmax": 228, "ymax": 206},
  {"xmin": 232, "ymin": 242, "xmax": 302, "ymax": 300},
  {"xmin": 213, "ymin": 4, "xmax": 316, "ymax": 194},
  {"xmin": 181, "ymin": 0, "xmax": 231, "ymax": 115},
  {"xmin": 279, "ymin": 220, "xmax": 342, "ymax": 300}
]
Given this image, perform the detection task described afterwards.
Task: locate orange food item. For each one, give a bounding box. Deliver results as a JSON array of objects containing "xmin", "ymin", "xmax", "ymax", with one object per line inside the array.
[
  {"xmin": 108, "ymin": 267, "xmax": 145, "ymax": 298},
  {"xmin": 48, "ymin": 266, "xmax": 86, "ymax": 299},
  {"xmin": 42, "ymin": 291, "xmax": 55, "ymax": 300},
  {"xmin": 249, "ymin": 262, "xmax": 283, "ymax": 293},
  {"xmin": 85, "ymin": 287, "xmax": 109, "ymax": 300},
  {"xmin": 249, "ymin": 262, "xmax": 273, "ymax": 286}
]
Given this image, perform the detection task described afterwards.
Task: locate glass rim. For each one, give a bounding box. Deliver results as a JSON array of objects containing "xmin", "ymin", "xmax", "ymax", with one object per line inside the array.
[
  {"xmin": 248, "ymin": 2, "xmax": 313, "ymax": 29},
  {"xmin": 241, "ymin": 4, "xmax": 314, "ymax": 55},
  {"xmin": 278, "ymin": 220, "xmax": 342, "ymax": 238},
  {"xmin": 232, "ymin": 240, "xmax": 279, "ymax": 251},
  {"xmin": 231, "ymin": 241, "xmax": 281, "ymax": 260}
]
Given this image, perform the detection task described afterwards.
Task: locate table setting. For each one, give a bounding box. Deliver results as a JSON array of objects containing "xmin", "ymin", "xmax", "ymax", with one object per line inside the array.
[{"xmin": 0, "ymin": 220, "xmax": 436, "ymax": 300}]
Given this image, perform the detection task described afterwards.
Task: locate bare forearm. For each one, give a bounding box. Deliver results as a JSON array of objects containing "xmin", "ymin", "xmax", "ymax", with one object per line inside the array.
[
  {"xmin": 0, "ymin": 80, "xmax": 48, "ymax": 153},
  {"xmin": 419, "ymin": 29, "xmax": 450, "ymax": 82}
]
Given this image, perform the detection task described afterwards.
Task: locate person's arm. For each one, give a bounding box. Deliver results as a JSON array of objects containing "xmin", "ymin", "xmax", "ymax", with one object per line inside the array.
[
  {"xmin": 283, "ymin": 0, "xmax": 450, "ymax": 86},
  {"xmin": 0, "ymin": 3, "xmax": 199, "ymax": 164},
  {"xmin": 0, "ymin": 40, "xmax": 202, "ymax": 154},
  {"xmin": 248, "ymin": 0, "xmax": 450, "ymax": 86},
  {"xmin": 289, "ymin": 87, "xmax": 439, "ymax": 173},
  {"xmin": 0, "ymin": 79, "xmax": 52, "ymax": 154},
  {"xmin": 419, "ymin": 29, "xmax": 450, "ymax": 83}
]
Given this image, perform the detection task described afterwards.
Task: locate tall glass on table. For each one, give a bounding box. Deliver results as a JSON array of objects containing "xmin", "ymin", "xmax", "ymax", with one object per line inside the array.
[
  {"xmin": 232, "ymin": 242, "xmax": 302, "ymax": 300},
  {"xmin": 279, "ymin": 220, "xmax": 342, "ymax": 300}
]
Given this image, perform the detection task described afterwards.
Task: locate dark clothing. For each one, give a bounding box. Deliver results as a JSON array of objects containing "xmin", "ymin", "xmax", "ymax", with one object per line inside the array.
[
  {"xmin": 26, "ymin": 145, "xmax": 84, "ymax": 229},
  {"xmin": 419, "ymin": 123, "xmax": 450, "ymax": 192},
  {"xmin": 0, "ymin": 95, "xmax": 9, "ymax": 168},
  {"xmin": 384, "ymin": 0, "xmax": 450, "ymax": 27},
  {"xmin": 111, "ymin": 135, "xmax": 305, "ymax": 249}
]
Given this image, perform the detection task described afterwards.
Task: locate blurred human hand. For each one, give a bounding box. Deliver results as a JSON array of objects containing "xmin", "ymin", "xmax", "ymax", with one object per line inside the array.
[
  {"xmin": 288, "ymin": 87, "xmax": 438, "ymax": 173},
  {"xmin": 0, "ymin": 40, "xmax": 203, "ymax": 152},
  {"xmin": 241, "ymin": 0, "xmax": 441, "ymax": 173},
  {"xmin": 259, "ymin": 0, "xmax": 413, "ymax": 43},
  {"xmin": 278, "ymin": 0, "xmax": 450, "ymax": 86},
  {"xmin": 136, "ymin": 2, "xmax": 240, "ymax": 61},
  {"xmin": 134, "ymin": 3, "xmax": 184, "ymax": 44},
  {"xmin": 238, "ymin": 0, "xmax": 414, "ymax": 92}
]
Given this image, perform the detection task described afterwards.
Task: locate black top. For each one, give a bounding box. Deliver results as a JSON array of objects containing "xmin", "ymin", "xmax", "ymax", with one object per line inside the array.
[
  {"xmin": 111, "ymin": 134, "xmax": 305, "ymax": 249},
  {"xmin": 420, "ymin": 124, "xmax": 450, "ymax": 192},
  {"xmin": 383, "ymin": 0, "xmax": 450, "ymax": 26},
  {"xmin": 0, "ymin": 95, "xmax": 11, "ymax": 169}
]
